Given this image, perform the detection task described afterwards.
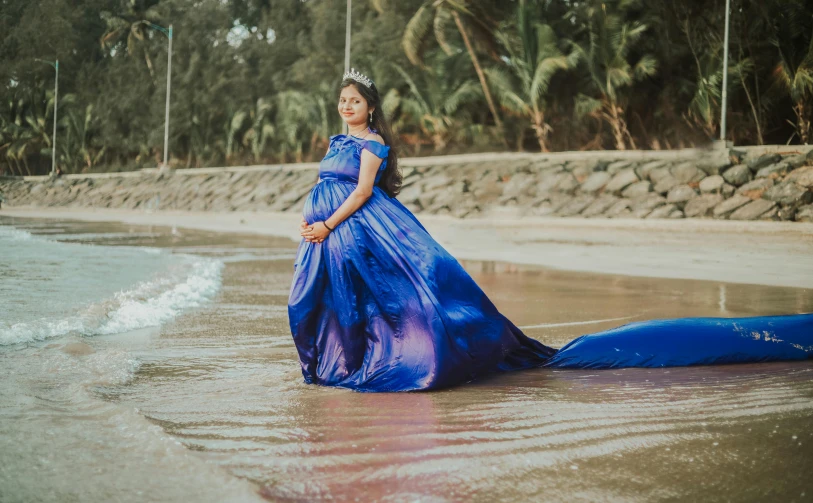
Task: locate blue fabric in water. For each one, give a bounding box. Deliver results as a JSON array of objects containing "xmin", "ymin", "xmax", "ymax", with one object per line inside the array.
[
  {"xmin": 544, "ymin": 314, "xmax": 813, "ymax": 369},
  {"xmin": 289, "ymin": 132, "xmax": 813, "ymax": 392}
]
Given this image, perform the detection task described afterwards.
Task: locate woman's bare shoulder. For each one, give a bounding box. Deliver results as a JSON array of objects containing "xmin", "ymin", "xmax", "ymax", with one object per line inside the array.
[{"xmin": 367, "ymin": 133, "xmax": 386, "ymax": 146}]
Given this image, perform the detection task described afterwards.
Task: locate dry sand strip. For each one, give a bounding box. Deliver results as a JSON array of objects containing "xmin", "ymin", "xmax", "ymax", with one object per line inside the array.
[{"xmin": 2, "ymin": 207, "xmax": 812, "ymax": 289}]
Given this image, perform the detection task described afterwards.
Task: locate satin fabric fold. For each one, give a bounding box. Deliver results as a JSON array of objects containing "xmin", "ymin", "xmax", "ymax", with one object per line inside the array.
[{"xmin": 288, "ymin": 134, "xmax": 813, "ymax": 392}]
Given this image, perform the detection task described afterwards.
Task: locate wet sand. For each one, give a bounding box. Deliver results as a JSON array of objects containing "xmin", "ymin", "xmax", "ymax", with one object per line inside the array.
[
  {"xmin": 1, "ymin": 216, "xmax": 811, "ymax": 502},
  {"xmin": 3, "ymin": 207, "xmax": 813, "ymax": 288}
]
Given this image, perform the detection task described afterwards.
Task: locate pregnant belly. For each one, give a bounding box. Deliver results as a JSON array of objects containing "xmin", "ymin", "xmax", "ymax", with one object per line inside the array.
[{"xmin": 302, "ymin": 180, "xmax": 356, "ymax": 223}]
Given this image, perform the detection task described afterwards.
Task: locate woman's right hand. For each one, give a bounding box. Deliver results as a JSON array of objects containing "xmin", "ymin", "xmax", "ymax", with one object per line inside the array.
[
  {"xmin": 300, "ymin": 217, "xmax": 311, "ymax": 242},
  {"xmin": 300, "ymin": 217, "xmax": 323, "ymax": 243}
]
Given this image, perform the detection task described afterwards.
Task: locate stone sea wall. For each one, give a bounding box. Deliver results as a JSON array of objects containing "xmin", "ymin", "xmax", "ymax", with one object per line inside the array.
[{"xmin": 1, "ymin": 146, "xmax": 812, "ymax": 222}]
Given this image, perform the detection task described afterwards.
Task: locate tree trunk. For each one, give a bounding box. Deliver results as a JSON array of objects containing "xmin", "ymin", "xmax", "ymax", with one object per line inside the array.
[
  {"xmin": 531, "ymin": 110, "xmax": 550, "ymax": 152},
  {"xmin": 606, "ymin": 102, "xmax": 626, "ymax": 151},
  {"xmin": 451, "ymin": 10, "xmax": 507, "ymax": 148},
  {"xmin": 606, "ymin": 101, "xmax": 635, "ymax": 150},
  {"xmin": 144, "ymin": 48, "xmax": 155, "ymax": 79},
  {"xmin": 795, "ymin": 100, "xmax": 810, "ymax": 145}
]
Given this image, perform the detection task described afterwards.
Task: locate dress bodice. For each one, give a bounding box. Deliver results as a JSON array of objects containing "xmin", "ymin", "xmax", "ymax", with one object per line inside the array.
[{"xmin": 318, "ymin": 133, "xmax": 390, "ymax": 184}]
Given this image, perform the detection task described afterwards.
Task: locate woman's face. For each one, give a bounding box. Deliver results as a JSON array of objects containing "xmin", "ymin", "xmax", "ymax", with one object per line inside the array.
[{"xmin": 338, "ymin": 85, "xmax": 374, "ymax": 128}]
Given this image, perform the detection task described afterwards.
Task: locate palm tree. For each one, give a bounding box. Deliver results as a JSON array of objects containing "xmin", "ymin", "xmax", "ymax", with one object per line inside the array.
[
  {"xmin": 100, "ymin": 0, "xmax": 165, "ymax": 78},
  {"xmin": 489, "ymin": 0, "xmax": 578, "ymax": 152},
  {"xmin": 385, "ymin": 55, "xmax": 482, "ymax": 152},
  {"xmin": 767, "ymin": 1, "xmax": 813, "ymax": 144},
  {"xmin": 225, "ymin": 98, "xmax": 275, "ymax": 163},
  {"xmin": 0, "ymin": 86, "xmax": 57, "ymax": 176},
  {"xmin": 272, "ymin": 90, "xmax": 325, "ymax": 163},
  {"xmin": 57, "ymin": 102, "xmax": 106, "ymax": 173},
  {"xmin": 679, "ymin": 18, "xmax": 751, "ymax": 140},
  {"xmin": 403, "ymin": 0, "xmax": 507, "ymax": 146},
  {"xmin": 569, "ymin": 2, "xmax": 657, "ymax": 150}
]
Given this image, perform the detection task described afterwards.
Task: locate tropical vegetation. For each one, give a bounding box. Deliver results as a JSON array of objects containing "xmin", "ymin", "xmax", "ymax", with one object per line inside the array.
[{"xmin": 1, "ymin": 0, "xmax": 811, "ymax": 175}]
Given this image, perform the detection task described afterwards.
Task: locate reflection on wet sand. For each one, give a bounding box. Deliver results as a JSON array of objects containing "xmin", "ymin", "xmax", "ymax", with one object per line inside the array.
[
  {"xmin": 3, "ymin": 218, "xmax": 811, "ymax": 502},
  {"xmin": 139, "ymin": 231, "xmax": 810, "ymax": 502}
]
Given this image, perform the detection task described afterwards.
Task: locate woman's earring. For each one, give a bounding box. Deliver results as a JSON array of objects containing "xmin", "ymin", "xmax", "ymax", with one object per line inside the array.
[{"xmin": 369, "ymin": 112, "xmax": 373, "ymax": 123}]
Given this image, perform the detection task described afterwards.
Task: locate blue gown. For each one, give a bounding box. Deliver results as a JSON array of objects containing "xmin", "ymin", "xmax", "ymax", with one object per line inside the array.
[{"xmin": 288, "ymin": 132, "xmax": 813, "ymax": 392}]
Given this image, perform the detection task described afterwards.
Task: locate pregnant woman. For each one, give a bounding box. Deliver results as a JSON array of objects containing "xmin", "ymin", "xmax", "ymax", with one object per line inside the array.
[{"xmin": 288, "ymin": 68, "xmax": 813, "ymax": 392}]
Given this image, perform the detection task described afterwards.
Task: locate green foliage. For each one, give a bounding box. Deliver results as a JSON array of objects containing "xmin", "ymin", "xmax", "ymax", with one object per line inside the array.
[{"xmin": 0, "ymin": 0, "xmax": 812, "ymax": 176}]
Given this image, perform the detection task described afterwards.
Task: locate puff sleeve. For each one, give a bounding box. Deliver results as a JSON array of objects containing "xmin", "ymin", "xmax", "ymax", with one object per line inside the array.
[{"xmin": 361, "ymin": 140, "xmax": 390, "ymax": 159}]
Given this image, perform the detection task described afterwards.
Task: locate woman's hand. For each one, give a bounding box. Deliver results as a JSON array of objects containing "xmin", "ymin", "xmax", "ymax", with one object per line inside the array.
[
  {"xmin": 300, "ymin": 217, "xmax": 314, "ymax": 243},
  {"xmin": 301, "ymin": 221, "xmax": 331, "ymax": 243}
]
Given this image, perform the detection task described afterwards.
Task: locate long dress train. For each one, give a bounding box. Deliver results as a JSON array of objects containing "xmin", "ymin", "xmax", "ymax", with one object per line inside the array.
[{"xmin": 287, "ymin": 132, "xmax": 813, "ymax": 392}]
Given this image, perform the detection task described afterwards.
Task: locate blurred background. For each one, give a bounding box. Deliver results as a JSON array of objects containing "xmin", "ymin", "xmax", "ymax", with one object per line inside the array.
[{"xmin": 1, "ymin": 0, "xmax": 811, "ymax": 176}]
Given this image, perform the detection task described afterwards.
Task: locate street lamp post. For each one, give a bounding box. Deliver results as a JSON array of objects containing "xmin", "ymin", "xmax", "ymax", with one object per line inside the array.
[
  {"xmin": 344, "ymin": 0, "xmax": 351, "ymax": 135},
  {"xmin": 36, "ymin": 59, "xmax": 59, "ymax": 176},
  {"xmin": 148, "ymin": 23, "xmax": 173, "ymax": 168},
  {"xmin": 720, "ymin": 0, "xmax": 731, "ymax": 142}
]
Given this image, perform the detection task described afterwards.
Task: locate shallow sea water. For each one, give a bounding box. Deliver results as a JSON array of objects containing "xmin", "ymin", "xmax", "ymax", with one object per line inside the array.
[{"xmin": 1, "ymin": 216, "xmax": 811, "ymax": 502}]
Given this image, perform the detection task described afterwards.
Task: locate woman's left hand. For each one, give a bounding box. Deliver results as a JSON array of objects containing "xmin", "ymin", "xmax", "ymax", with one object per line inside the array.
[{"xmin": 301, "ymin": 221, "xmax": 331, "ymax": 243}]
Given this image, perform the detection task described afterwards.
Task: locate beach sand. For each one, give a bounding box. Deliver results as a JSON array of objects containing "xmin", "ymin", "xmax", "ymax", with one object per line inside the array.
[
  {"xmin": 1, "ymin": 214, "xmax": 812, "ymax": 502},
  {"xmin": 2, "ymin": 207, "xmax": 812, "ymax": 288}
]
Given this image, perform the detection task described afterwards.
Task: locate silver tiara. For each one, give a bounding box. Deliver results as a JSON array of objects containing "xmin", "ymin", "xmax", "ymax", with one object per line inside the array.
[{"xmin": 343, "ymin": 67, "xmax": 373, "ymax": 88}]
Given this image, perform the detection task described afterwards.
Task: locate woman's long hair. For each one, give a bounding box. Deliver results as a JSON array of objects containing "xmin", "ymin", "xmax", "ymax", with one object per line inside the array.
[{"xmin": 339, "ymin": 78, "xmax": 402, "ymax": 197}]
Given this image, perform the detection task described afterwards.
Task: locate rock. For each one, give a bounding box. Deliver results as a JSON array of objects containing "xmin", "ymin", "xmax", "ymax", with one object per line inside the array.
[
  {"xmin": 635, "ymin": 161, "xmax": 666, "ymax": 180},
  {"xmin": 795, "ymin": 204, "xmax": 813, "ymax": 222},
  {"xmin": 699, "ymin": 175, "xmax": 725, "ymax": 194},
  {"xmin": 712, "ymin": 194, "xmax": 751, "ymax": 218},
  {"xmin": 423, "ymin": 173, "xmax": 454, "ymax": 191},
  {"xmin": 570, "ymin": 162, "xmax": 596, "ymax": 179},
  {"xmin": 653, "ymin": 176, "xmax": 681, "ymax": 194},
  {"xmin": 775, "ymin": 205, "xmax": 797, "ymax": 221},
  {"xmin": 697, "ymin": 151, "xmax": 732, "ymax": 175},
  {"xmin": 471, "ymin": 180, "xmax": 502, "ymax": 204},
  {"xmin": 502, "ymin": 172, "xmax": 536, "ymax": 199},
  {"xmin": 755, "ymin": 162, "xmax": 789, "ymax": 179},
  {"xmin": 736, "ymin": 178, "xmax": 774, "ymax": 196},
  {"xmin": 555, "ymin": 173, "xmax": 580, "ymax": 194},
  {"xmin": 729, "ymin": 149, "xmax": 747, "ymax": 164},
  {"xmin": 669, "ymin": 209, "xmax": 685, "ymax": 219},
  {"xmin": 630, "ymin": 207, "xmax": 654, "ymax": 218},
  {"xmin": 721, "ymin": 183, "xmax": 736, "ymax": 198},
  {"xmin": 722, "ymin": 165, "xmax": 752, "ymax": 186},
  {"xmin": 605, "ymin": 199, "xmax": 633, "ymax": 217},
  {"xmin": 398, "ymin": 184, "xmax": 423, "ymax": 203},
  {"xmin": 579, "ymin": 171, "xmax": 612, "ymax": 193},
  {"xmin": 684, "ymin": 194, "xmax": 723, "ymax": 217},
  {"xmin": 736, "ymin": 178, "xmax": 773, "ymax": 194},
  {"xmin": 648, "ymin": 166, "xmax": 673, "ymax": 184},
  {"xmin": 530, "ymin": 202, "xmax": 556, "ymax": 216},
  {"xmin": 746, "ymin": 153, "xmax": 782, "ymax": 172},
  {"xmin": 537, "ymin": 172, "xmax": 567, "ymax": 193},
  {"xmin": 763, "ymin": 182, "xmax": 813, "ymax": 206},
  {"xmin": 556, "ymin": 194, "xmax": 596, "ymax": 216},
  {"xmin": 604, "ymin": 168, "xmax": 639, "ymax": 193},
  {"xmin": 606, "ymin": 160, "xmax": 633, "ymax": 175},
  {"xmin": 621, "ymin": 181, "xmax": 652, "ymax": 199},
  {"xmin": 670, "ymin": 162, "xmax": 703, "ymax": 183},
  {"xmin": 564, "ymin": 161, "xmax": 590, "ymax": 173},
  {"xmin": 666, "ymin": 184, "xmax": 698, "ymax": 204},
  {"xmin": 631, "ymin": 193, "xmax": 667, "ymax": 211},
  {"xmin": 761, "ymin": 207, "xmax": 780, "ymax": 221},
  {"xmin": 581, "ymin": 194, "xmax": 619, "ymax": 217},
  {"xmin": 785, "ymin": 166, "xmax": 813, "ymax": 188},
  {"xmin": 807, "ymin": 149, "xmax": 813, "ymax": 162},
  {"xmin": 646, "ymin": 204, "xmax": 677, "ymax": 219},
  {"xmin": 729, "ymin": 200, "xmax": 777, "ymax": 220},
  {"xmin": 786, "ymin": 154, "xmax": 808, "ymax": 169}
]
